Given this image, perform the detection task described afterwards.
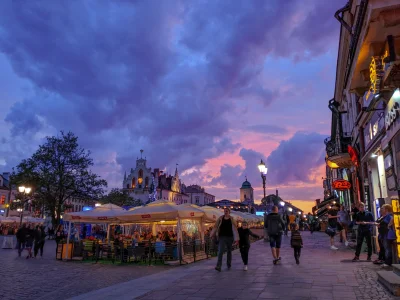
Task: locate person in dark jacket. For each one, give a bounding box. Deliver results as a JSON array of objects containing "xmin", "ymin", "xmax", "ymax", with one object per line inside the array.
[
  {"xmin": 290, "ymin": 223, "xmax": 303, "ymax": 265},
  {"xmin": 34, "ymin": 225, "xmax": 47, "ymax": 258},
  {"xmin": 352, "ymin": 203, "xmax": 374, "ymax": 262},
  {"xmin": 373, "ymin": 208, "xmax": 386, "ymax": 264},
  {"xmin": 238, "ymin": 221, "xmax": 260, "ymax": 271},
  {"xmin": 16, "ymin": 224, "xmax": 27, "ymax": 257},
  {"xmin": 265, "ymin": 206, "xmax": 286, "ymax": 265},
  {"xmin": 24, "ymin": 224, "xmax": 35, "ymax": 259}
]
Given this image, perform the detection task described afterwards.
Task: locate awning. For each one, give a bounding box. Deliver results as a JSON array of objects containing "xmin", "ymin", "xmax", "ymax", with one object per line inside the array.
[{"xmin": 327, "ymin": 153, "xmax": 353, "ymax": 169}]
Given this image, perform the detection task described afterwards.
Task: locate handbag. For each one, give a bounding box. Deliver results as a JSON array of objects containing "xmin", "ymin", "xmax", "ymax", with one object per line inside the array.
[{"xmin": 387, "ymin": 226, "xmax": 396, "ymax": 240}]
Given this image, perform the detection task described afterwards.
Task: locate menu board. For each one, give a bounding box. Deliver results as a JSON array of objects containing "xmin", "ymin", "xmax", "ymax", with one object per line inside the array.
[{"xmin": 391, "ymin": 198, "xmax": 400, "ymax": 257}]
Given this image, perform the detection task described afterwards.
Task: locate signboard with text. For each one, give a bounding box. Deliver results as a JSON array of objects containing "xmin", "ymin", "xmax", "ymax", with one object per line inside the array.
[{"xmin": 332, "ymin": 179, "xmax": 351, "ymax": 191}]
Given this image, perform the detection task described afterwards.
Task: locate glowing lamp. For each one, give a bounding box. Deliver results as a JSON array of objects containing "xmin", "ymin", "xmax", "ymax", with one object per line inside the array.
[{"xmin": 18, "ymin": 186, "xmax": 25, "ymax": 193}]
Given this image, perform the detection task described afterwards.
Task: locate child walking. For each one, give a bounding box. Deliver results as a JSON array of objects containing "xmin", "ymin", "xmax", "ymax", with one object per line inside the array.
[
  {"xmin": 238, "ymin": 221, "xmax": 260, "ymax": 271},
  {"xmin": 290, "ymin": 223, "xmax": 303, "ymax": 265}
]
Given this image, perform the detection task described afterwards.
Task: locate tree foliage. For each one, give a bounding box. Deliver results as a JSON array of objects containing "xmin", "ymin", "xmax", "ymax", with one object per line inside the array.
[
  {"xmin": 11, "ymin": 131, "xmax": 107, "ymax": 225},
  {"xmin": 99, "ymin": 188, "xmax": 142, "ymax": 207}
]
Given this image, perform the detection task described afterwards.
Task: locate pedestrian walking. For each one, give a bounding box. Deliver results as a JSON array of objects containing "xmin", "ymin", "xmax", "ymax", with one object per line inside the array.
[
  {"xmin": 25, "ymin": 224, "xmax": 34, "ymax": 259},
  {"xmin": 265, "ymin": 206, "xmax": 286, "ymax": 265},
  {"xmin": 238, "ymin": 221, "xmax": 260, "ymax": 271},
  {"xmin": 16, "ymin": 224, "xmax": 27, "ymax": 257},
  {"xmin": 290, "ymin": 223, "xmax": 303, "ymax": 265},
  {"xmin": 34, "ymin": 225, "xmax": 46, "ymax": 258},
  {"xmin": 327, "ymin": 206, "xmax": 339, "ymax": 250},
  {"xmin": 211, "ymin": 208, "xmax": 239, "ymax": 272},
  {"xmin": 352, "ymin": 202, "xmax": 374, "ymax": 262},
  {"xmin": 337, "ymin": 205, "xmax": 350, "ymax": 247},
  {"xmin": 283, "ymin": 212, "xmax": 289, "ymax": 236}
]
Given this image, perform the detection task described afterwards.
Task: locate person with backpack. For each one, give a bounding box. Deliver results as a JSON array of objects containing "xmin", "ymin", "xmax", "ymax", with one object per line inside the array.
[
  {"xmin": 265, "ymin": 206, "xmax": 286, "ymax": 265},
  {"xmin": 290, "ymin": 223, "xmax": 303, "ymax": 265}
]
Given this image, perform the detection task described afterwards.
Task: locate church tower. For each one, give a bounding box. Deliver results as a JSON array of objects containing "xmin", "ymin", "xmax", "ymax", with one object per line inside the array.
[
  {"xmin": 240, "ymin": 177, "xmax": 254, "ymax": 204},
  {"xmin": 171, "ymin": 164, "xmax": 181, "ymax": 193}
]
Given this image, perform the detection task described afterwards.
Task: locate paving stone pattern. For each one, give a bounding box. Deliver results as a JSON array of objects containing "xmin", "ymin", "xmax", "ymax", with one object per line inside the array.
[
  {"xmin": 0, "ymin": 237, "xmax": 170, "ymax": 300},
  {"xmin": 133, "ymin": 232, "xmax": 398, "ymax": 300}
]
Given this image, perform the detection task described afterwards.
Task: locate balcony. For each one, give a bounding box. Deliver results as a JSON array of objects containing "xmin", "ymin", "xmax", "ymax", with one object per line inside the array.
[{"xmin": 325, "ymin": 133, "xmax": 353, "ymax": 169}]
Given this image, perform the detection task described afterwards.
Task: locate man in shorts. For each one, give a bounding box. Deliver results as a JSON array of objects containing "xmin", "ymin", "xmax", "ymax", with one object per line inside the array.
[{"xmin": 265, "ymin": 206, "xmax": 286, "ymax": 264}]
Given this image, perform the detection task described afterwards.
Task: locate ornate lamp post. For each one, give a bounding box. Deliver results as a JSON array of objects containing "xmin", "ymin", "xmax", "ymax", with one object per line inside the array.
[
  {"xmin": 258, "ymin": 159, "xmax": 268, "ymax": 199},
  {"xmin": 17, "ymin": 186, "xmax": 31, "ymax": 225}
]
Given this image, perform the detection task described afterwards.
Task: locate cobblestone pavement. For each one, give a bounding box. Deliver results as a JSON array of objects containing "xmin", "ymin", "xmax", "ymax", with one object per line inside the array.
[
  {"xmin": 72, "ymin": 231, "xmax": 399, "ymax": 300},
  {"xmin": 0, "ymin": 237, "xmax": 170, "ymax": 300}
]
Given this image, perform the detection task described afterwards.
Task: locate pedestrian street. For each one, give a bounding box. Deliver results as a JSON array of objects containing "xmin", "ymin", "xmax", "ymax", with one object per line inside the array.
[{"xmin": 71, "ymin": 231, "xmax": 396, "ymax": 300}]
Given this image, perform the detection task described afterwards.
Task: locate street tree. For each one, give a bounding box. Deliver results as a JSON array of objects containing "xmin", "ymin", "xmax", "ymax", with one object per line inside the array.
[
  {"xmin": 11, "ymin": 131, "xmax": 107, "ymax": 225},
  {"xmin": 100, "ymin": 188, "xmax": 142, "ymax": 207}
]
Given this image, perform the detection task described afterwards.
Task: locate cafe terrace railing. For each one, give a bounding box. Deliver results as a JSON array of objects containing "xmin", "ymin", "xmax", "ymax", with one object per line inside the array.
[{"xmin": 56, "ymin": 236, "xmax": 262, "ymax": 265}]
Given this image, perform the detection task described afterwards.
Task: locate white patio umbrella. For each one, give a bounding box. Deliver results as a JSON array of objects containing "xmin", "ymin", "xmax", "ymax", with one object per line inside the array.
[
  {"xmin": 180, "ymin": 204, "xmax": 223, "ymax": 223},
  {"xmin": 63, "ymin": 203, "xmax": 125, "ymax": 223}
]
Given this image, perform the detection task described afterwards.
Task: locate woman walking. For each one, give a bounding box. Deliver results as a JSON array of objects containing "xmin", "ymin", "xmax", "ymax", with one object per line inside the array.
[
  {"xmin": 55, "ymin": 224, "xmax": 64, "ymax": 255},
  {"xmin": 382, "ymin": 204, "xmax": 395, "ymax": 267},
  {"xmin": 25, "ymin": 224, "xmax": 34, "ymax": 259}
]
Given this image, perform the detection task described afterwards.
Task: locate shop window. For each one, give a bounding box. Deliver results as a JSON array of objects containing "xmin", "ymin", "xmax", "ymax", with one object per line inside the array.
[{"xmin": 195, "ymin": 196, "xmax": 200, "ymax": 204}]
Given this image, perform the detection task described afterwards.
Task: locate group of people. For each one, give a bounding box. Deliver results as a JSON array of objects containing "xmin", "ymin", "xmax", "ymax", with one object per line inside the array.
[
  {"xmin": 211, "ymin": 205, "xmax": 303, "ymax": 272},
  {"xmin": 0, "ymin": 223, "xmax": 18, "ymax": 236},
  {"xmin": 327, "ymin": 202, "xmax": 395, "ymax": 267},
  {"xmin": 16, "ymin": 223, "xmax": 47, "ymax": 259}
]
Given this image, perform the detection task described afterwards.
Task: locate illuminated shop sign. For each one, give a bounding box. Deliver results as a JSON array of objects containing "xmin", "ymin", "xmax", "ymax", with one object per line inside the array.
[
  {"xmin": 332, "ymin": 180, "xmax": 351, "ymax": 191},
  {"xmin": 385, "ymin": 89, "xmax": 400, "ymax": 130}
]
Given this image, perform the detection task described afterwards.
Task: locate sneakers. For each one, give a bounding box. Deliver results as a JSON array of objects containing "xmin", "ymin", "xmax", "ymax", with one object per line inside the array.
[
  {"xmin": 330, "ymin": 245, "xmax": 338, "ymax": 250},
  {"xmin": 345, "ymin": 241, "xmax": 349, "ymax": 247},
  {"xmin": 215, "ymin": 266, "xmax": 221, "ymax": 272},
  {"xmin": 273, "ymin": 259, "xmax": 278, "ymax": 265},
  {"xmin": 278, "ymin": 257, "xmax": 282, "ymax": 261},
  {"xmin": 352, "ymin": 256, "xmax": 360, "ymax": 262},
  {"xmin": 244, "ymin": 265, "xmax": 248, "ymax": 271},
  {"xmin": 296, "ymin": 258, "xmax": 300, "ymax": 265}
]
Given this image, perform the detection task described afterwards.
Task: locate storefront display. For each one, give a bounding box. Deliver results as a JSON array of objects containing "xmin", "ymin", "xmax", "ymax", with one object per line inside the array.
[{"xmin": 391, "ymin": 198, "xmax": 400, "ymax": 259}]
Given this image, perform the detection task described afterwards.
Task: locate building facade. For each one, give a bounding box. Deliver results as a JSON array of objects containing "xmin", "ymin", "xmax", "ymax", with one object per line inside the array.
[
  {"xmin": 122, "ymin": 151, "xmax": 189, "ymax": 204},
  {"xmin": 324, "ymin": 0, "xmax": 400, "ymax": 224},
  {"xmin": 0, "ymin": 172, "xmax": 17, "ymax": 215},
  {"xmin": 185, "ymin": 184, "xmax": 215, "ymax": 206}
]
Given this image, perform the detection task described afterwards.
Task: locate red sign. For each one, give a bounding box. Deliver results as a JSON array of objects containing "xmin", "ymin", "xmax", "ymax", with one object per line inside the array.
[
  {"xmin": 190, "ymin": 212, "xmax": 194, "ymax": 217},
  {"xmin": 332, "ymin": 179, "xmax": 351, "ymax": 191},
  {"xmin": 347, "ymin": 145, "xmax": 359, "ymax": 167},
  {"xmin": 71, "ymin": 216, "xmax": 81, "ymax": 220},
  {"xmin": 141, "ymin": 214, "xmax": 151, "ymax": 219},
  {"xmin": 98, "ymin": 217, "xmax": 108, "ymax": 220}
]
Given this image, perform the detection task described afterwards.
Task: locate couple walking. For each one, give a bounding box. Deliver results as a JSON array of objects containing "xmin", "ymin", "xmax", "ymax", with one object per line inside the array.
[{"xmin": 211, "ymin": 208, "xmax": 260, "ymax": 271}]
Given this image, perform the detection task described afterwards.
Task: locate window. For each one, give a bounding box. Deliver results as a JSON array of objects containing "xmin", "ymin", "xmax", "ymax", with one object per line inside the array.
[
  {"xmin": 138, "ymin": 170, "xmax": 143, "ymax": 184},
  {"xmin": 132, "ymin": 177, "xmax": 136, "ymax": 188},
  {"xmin": 195, "ymin": 196, "xmax": 200, "ymax": 204}
]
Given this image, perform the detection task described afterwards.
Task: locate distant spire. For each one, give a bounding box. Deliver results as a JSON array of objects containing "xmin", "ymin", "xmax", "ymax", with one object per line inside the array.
[
  {"xmin": 140, "ymin": 149, "xmax": 144, "ymax": 159},
  {"xmin": 175, "ymin": 163, "xmax": 179, "ymax": 177},
  {"xmin": 245, "ymin": 175, "xmax": 247, "ymax": 181}
]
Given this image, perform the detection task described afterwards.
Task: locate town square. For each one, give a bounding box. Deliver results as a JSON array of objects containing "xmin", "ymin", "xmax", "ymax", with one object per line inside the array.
[{"xmin": 1, "ymin": 0, "xmax": 400, "ymax": 299}]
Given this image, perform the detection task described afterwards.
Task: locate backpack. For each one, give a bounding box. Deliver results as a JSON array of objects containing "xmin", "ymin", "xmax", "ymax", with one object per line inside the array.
[{"xmin": 267, "ymin": 214, "xmax": 283, "ymax": 235}]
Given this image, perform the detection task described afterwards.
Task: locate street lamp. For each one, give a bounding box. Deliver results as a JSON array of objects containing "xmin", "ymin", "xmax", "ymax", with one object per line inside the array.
[
  {"xmin": 17, "ymin": 186, "xmax": 31, "ymax": 225},
  {"xmin": 258, "ymin": 159, "xmax": 268, "ymax": 199}
]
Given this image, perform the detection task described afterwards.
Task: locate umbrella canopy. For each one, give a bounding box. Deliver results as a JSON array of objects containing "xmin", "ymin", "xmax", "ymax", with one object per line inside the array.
[
  {"xmin": 191, "ymin": 205, "xmax": 223, "ymax": 222},
  {"xmin": 23, "ymin": 216, "xmax": 45, "ymax": 224},
  {"xmin": 1, "ymin": 216, "xmax": 20, "ymax": 223},
  {"xmin": 117, "ymin": 200, "xmax": 205, "ymax": 223},
  {"xmin": 64, "ymin": 203, "xmax": 125, "ymax": 223}
]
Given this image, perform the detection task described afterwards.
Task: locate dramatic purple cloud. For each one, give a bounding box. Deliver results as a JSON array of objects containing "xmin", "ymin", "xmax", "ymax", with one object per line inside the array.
[{"xmin": 0, "ymin": 0, "xmax": 345, "ymax": 204}]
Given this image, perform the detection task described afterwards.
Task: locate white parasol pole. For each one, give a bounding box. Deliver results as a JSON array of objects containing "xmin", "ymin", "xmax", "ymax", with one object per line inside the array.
[
  {"xmin": 66, "ymin": 221, "xmax": 71, "ymax": 260},
  {"xmin": 199, "ymin": 217, "xmax": 205, "ymax": 243},
  {"xmin": 106, "ymin": 224, "xmax": 111, "ymax": 244}
]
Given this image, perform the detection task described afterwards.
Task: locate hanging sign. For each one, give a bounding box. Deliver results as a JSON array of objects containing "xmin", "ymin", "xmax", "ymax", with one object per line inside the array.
[
  {"xmin": 347, "ymin": 145, "xmax": 359, "ymax": 167},
  {"xmin": 332, "ymin": 179, "xmax": 351, "ymax": 191}
]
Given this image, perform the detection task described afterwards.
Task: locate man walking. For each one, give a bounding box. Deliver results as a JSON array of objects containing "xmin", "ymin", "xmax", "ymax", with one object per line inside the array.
[
  {"xmin": 212, "ymin": 208, "xmax": 239, "ymax": 272},
  {"xmin": 353, "ymin": 202, "xmax": 374, "ymax": 261},
  {"xmin": 16, "ymin": 224, "xmax": 27, "ymax": 257},
  {"xmin": 265, "ymin": 206, "xmax": 286, "ymax": 264}
]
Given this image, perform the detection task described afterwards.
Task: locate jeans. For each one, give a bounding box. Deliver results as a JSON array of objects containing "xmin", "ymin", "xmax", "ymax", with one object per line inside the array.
[
  {"xmin": 355, "ymin": 230, "xmax": 372, "ymax": 257},
  {"xmin": 240, "ymin": 246, "xmax": 249, "ymax": 265},
  {"xmin": 384, "ymin": 239, "xmax": 394, "ymax": 266},
  {"xmin": 34, "ymin": 241, "xmax": 45, "ymax": 257},
  {"xmin": 378, "ymin": 238, "xmax": 385, "ymax": 261},
  {"xmin": 216, "ymin": 236, "xmax": 234, "ymax": 268},
  {"xmin": 17, "ymin": 240, "xmax": 25, "ymax": 256},
  {"xmin": 293, "ymin": 247, "xmax": 301, "ymax": 259}
]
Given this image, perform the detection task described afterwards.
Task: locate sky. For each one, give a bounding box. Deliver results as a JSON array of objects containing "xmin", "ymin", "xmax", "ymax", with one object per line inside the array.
[{"xmin": 0, "ymin": 0, "xmax": 345, "ymax": 213}]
